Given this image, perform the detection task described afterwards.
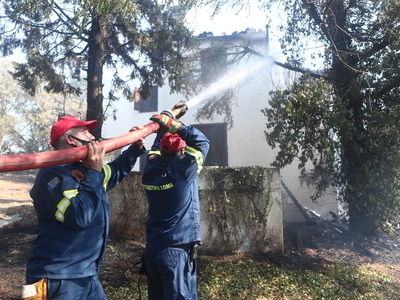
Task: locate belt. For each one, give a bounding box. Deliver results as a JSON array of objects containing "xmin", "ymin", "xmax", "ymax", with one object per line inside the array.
[{"xmin": 172, "ymin": 244, "xmax": 190, "ymax": 251}]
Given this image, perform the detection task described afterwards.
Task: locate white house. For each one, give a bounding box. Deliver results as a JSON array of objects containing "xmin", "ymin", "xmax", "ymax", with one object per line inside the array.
[{"xmin": 103, "ymin": 28, "xmax": 338, "ymax": 225}]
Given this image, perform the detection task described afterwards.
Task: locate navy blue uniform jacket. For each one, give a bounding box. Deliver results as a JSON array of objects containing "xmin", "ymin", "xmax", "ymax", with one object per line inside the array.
[
  {"xmin": 142, "ymin": 125, "xmax": 210, "ymax": 247},
  {"xmin": 27, "ymin": 143, "xmax": 145, "ymax": 279}
]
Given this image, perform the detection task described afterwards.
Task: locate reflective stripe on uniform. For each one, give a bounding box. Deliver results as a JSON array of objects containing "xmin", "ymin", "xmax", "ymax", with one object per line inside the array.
[
  {"xmin": 148, "ymin": 150, "xmax": 161, "ymax": 156},
  {"xmin": 185, "ymin": 147, "xmax": 204, "ymax": 173},
  {"xmin": 143, "ymin": 183, "xmax": 174, "ymax": 190},
  {"xmin": 102, "ymin": 165, "xmax": 112, "ymax": 189},
  {"xmin": 55, "ymin": 189, "xmax": 78, "ymax": 222},
  {"xmin": 149, "ymin": 148, "xmax": 203, "ymax": 172}
]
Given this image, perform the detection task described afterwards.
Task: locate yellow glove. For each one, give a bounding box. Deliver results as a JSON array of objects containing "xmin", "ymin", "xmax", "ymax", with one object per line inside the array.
[{"xmin": 150, "ymin": 114, "xmax": 182, "ymax": 133}]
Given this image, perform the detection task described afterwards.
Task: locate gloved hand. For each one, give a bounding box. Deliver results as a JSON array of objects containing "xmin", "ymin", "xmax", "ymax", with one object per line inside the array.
[
  {"xmin": 172, "ymin": 101, "xmax": 188, "ymax": 119},
  {"xmin": 150, "ymin": 114, "xmax": 182, "ymax": 133},
  {"xmin": 159, "ymin": 109, "xmax": 175, "ymax": 119}
]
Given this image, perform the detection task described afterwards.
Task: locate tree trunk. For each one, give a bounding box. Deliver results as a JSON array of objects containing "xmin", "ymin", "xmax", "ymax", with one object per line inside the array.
[
  {"xmin": 338, "ymin": 87, "xmax": 378, "ymax": 239},
  {"xmin": 325, "ymin": 0, "xmax": 378, "ymax": 239},
  {"xmin": 86, "ymin": 16, "xmax": 104, "ymax": 140},
  {"xmin": 348, "ymin": 204, "xmax": 376, "ymax": 240}
]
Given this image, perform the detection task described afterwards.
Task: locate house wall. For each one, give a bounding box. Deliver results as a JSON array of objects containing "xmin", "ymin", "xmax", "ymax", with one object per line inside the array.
[{"xmin": 103, "ymin": 31, "xmax": 338, "ymax": 224}]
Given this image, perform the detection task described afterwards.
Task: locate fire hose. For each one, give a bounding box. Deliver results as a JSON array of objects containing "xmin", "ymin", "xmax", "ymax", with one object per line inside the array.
[{"xmin": 0, "ymin": 108, "xmax": 183, "ymax": 173}]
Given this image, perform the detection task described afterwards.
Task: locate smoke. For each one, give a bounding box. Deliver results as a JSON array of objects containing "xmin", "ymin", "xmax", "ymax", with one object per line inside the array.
[{"xmin": 186, "ymin": 57, "xmax": 274, "ymax": 109}]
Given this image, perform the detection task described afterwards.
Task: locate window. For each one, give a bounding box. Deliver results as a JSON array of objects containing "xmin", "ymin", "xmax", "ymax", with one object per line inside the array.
[
  {"xmin": 200, "ymin": 47, "xmax": 228, "ymax": 85},
  {"xmin": 193, "ymin": 123, "xmax": 228, "ymax": 166},
  {"xmin": 134, "ymin": 86, "xmax": 158, "ymax": 113}
]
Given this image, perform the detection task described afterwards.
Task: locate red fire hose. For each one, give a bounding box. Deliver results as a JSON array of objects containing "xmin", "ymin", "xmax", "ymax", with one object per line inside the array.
[{"xmin": 0, "ymin": 110, "xmax": 180, "ymax": 173}]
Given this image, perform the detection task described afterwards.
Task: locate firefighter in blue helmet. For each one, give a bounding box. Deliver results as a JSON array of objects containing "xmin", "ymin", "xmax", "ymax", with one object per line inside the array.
[
  {"xmin": 25, "ymin": 115, "xmax": 146, "ymax": 299},
  {"xmin": 142, "ymin": 102, "xmax": 210, "ymax": 300}
]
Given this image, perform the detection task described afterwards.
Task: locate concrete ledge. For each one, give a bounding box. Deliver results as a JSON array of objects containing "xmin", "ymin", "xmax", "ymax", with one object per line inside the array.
[{"xmin": 108, "ymin": 166, "xmax": 283, "ymax": 254}]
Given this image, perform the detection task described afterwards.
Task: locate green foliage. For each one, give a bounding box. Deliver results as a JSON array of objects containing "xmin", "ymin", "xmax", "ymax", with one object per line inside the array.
[
  {"xmin": 0, "ymin": 0, "xmax": 198, "ymax": 138},
  {"xmin": 103, "ymin": 254, "xmax": 400, "ymax": 299},
  {"xmin": 0, "ymin": 59, "xmax": 85, "ymax": 154},
  {"xmin": 103, "ymin": 269, "xmax": 148, "ymax": 300},
  {"xmin": 198, "ymin": 255, "xmax": 400, "ymax": 299},
  {"xmin": 0, "ymin": 0, "xmax": 196, "ymax": 95},
  {"xmin": 262, "ymin": 75, "xmax": 343, "ymax": 199},
  {"xmin": 259, "ymin": 0, "xmax": 400, "ymax": 236}
]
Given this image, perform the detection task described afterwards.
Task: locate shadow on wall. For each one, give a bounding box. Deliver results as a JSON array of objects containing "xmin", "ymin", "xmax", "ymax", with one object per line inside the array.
[{"xmin": 107, "ymin": 166, "xmax": 283, "ymax": 255}]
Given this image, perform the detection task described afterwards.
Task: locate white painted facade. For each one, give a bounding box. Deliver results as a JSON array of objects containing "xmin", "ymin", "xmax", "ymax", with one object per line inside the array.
[{"xmin": 103, "ymin": 29, "xmax": 338, "ymax": 224}]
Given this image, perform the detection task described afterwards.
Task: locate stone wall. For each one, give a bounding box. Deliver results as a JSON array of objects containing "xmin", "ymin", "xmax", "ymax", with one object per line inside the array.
[{"xmin": 107, "ymin": 166, "xmax": 283, "ymax": 254}]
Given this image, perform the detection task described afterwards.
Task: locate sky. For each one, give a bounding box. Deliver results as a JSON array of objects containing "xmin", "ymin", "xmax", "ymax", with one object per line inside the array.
[{"xmin": 186, "ymin": 3, "xmax": 271, "ymax": 36}]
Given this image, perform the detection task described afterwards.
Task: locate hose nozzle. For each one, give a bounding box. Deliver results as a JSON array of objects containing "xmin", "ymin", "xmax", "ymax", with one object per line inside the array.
[{"xmin": 171, "ymin": 101, "xmax": 188, "ymax": 119}]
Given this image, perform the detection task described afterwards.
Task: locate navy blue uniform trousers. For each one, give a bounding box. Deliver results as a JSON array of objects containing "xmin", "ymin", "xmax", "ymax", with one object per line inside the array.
[{"xmin": 145, "ymin": 245, "xmax": 197, "ymax": 300}]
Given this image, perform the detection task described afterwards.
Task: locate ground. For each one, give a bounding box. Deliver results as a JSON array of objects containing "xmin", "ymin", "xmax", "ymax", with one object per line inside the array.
[{"xmin": 0, "ymin": 174, "xmax": 399, "ymax": 299}]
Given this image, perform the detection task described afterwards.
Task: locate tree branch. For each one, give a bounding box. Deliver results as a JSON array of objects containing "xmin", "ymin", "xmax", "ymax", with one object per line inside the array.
[
  {"xmin": 242, "ymin": 46, "xmax": 329, "ymax": 80},
  {"xmin": 273, "ymin": 60, "xmax": 328, "ymax": 79},
  {"xmin": 302, "ymin": 0, "xmax": 330, "ymax": 43},
  {"xmin": 372, "ymin": 75, "xmax": 400, "ymax": 100},
  {"xmin": 52, "ymin": 2, "xmax": 90, "ymax": 42}
]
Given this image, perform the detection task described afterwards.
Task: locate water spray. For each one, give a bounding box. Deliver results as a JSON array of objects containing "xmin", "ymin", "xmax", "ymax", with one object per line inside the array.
[
  {"xmin": 185, "ymin": 58, "xmax": 269, "ymax": 109},
  {"xmin": 0, "ymin": 57, "xmax": 270, "ymax": 173}
]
